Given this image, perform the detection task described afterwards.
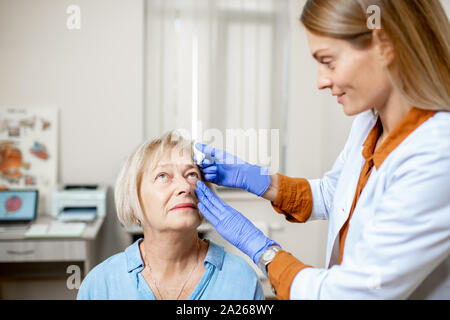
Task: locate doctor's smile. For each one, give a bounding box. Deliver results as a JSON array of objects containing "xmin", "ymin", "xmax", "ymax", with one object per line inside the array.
[{"xmin": 336, "ymin": 93, "xmax": 346, "ymax": 104}]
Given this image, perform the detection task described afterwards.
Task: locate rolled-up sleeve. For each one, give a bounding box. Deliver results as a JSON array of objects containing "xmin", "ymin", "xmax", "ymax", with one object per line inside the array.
[
  {"xmin": 271, "ymin": 174, "xmax": 313, "ymax": 223},
  {"xmin": 267, "ymin": 250, "xmax": 312, "ymax": 300}
]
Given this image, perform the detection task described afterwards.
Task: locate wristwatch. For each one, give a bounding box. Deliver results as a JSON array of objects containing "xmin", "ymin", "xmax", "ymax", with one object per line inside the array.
[{"xmin": 258, "ymin": 245, "xmax": 281, "ymax": 278}]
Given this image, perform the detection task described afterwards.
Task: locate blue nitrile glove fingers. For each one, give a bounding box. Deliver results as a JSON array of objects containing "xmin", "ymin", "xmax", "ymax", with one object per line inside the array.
[
  {"xmin": 194, "ymin": 143, "xmax": 271, "ymax": 197},
  {"xmin": 195, "ymin": 180, "xmax": 279, "ymax": 264},
  {"xmin": 193, "ymin": 154, "xmax": 217, "ymax": 180},
  {"xmin": 193, "ymin": 154, "xmax": 213, "ymax": 167}
]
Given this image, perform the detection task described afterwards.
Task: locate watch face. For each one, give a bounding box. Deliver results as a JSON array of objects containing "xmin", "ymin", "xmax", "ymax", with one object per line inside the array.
[{"xmin": 264, "ymin": 249, "xmax": 276, "ymax": 261}]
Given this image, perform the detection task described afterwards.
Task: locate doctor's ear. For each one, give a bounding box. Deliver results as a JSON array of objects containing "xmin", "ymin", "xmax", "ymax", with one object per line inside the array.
[{"xmin": 372, "ymin": 29, "xmax": 395, "ymax": 68}]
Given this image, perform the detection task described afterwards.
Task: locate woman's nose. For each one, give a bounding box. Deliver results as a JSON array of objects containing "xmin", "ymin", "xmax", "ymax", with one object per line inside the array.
[{"xmin": 174, "ymin": 177, "xmax": 195, "ymax": 195}]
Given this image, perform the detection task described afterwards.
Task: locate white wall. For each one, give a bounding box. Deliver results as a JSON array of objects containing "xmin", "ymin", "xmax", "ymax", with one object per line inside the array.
[
  {"xmin": 0, "ymin": 0, "xmax": 144, "ymax": 262},
  {"xmin": 443, "ymin": 0, "xmax": 450, "ymax": 15}
]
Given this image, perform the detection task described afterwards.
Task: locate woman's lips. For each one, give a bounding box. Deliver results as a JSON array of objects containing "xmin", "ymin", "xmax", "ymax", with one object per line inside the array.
[
  {"xmin": 170, "ymin": 203, "xmax": 197, "ymax": 211},
  {"xmin": 337, "ymin": 93, "xmax": 346, "ymax": 104}
]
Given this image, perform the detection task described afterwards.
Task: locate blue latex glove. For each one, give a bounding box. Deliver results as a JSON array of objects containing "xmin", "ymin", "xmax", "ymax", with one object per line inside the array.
[
  {"xmin": 195, "ymin": 180, "xmax": 279, "ymax": 265},
  {"xmin": 194, "ymin": 143, "xmax": 271, "ymax": 197}
]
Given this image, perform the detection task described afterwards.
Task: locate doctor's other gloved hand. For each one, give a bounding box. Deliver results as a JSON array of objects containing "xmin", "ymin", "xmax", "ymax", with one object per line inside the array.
[
  {"xmin": 194, "ymin": 143, "xmax": 271, "ymax": 197},
  {"xmin": 195, "ymin": 180, "xmax": 279, "ymax": 265}
]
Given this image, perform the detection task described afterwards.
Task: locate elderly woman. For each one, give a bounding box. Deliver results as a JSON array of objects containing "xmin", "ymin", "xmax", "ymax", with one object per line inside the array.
[{"xmin": 77, "ymin": 132, "xmax": 264, "ymax": 300}]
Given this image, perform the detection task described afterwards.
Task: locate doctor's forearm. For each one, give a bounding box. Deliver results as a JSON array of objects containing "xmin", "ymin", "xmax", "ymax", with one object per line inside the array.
[{"xmin": 261, "ymin": 174, "xmax": 279, "ymax": 202}]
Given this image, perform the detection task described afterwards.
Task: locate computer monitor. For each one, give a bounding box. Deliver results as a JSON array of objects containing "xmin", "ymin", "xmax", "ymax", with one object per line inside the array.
[{"xmin": 0, "ymin": 190, "xmax": 38, "ymax": 224}]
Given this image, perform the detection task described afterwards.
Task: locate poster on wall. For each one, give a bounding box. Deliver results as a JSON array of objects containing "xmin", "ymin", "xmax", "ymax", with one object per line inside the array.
[{"xmin": 0, "ymin": 106, "xmax": 58, "ymax": 215}]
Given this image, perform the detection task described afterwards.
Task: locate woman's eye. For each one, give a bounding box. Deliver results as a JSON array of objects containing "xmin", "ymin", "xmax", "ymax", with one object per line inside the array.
[
  {"xmin": 187, "ymin": 172, "xmax": 199, "ymax": 179},
  {"xmin": 156, "ymin": 173, "xmax": 168, "ymax": 181}
]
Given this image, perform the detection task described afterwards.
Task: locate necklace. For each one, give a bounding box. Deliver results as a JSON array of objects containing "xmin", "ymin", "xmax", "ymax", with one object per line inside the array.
[{"xmin": 141, "ymin": 239, "xmax": 201, "ymax": 300}]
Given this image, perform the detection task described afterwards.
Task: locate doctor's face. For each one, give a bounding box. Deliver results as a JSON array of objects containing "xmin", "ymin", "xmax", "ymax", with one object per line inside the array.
[
  {"xmin": 139, "ymin": 148, "xmax": 203, "ymax": 232},
  {"xmin": 306, "ymin": 30, "xmax": 393, "ymax": 116}
]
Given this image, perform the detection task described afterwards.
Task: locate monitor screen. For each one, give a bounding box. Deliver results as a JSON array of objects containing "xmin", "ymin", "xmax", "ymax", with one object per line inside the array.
[{"xmin": 0, "ymin": 190, "xmax": 38, "ymax": 222}]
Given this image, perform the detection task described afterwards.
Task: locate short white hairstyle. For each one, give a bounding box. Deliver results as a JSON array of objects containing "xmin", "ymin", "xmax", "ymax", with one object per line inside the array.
[{"xmin": 114, "ymin": 131, "xmax": 212, "ymax": 227}]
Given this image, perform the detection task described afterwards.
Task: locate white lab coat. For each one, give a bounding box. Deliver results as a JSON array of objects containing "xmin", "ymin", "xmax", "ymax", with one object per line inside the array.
[{"xmin": 290, "ymin": 109, "xmax": 450, "ymax": 299}]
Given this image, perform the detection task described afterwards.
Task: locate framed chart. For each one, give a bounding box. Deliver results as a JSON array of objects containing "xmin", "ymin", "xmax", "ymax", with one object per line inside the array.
[{"xmin": 0, "ymin": 106, "xmax": 58, "ymax": 215}]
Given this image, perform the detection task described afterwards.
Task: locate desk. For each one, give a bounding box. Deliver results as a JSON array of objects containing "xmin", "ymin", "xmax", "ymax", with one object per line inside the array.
[{"xmin": 0, "ymin": 216, "xmax": 104, "ymax": 277}]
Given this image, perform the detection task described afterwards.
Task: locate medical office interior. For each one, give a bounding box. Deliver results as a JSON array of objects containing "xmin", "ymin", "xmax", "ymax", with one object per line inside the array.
[{"xmin": 0, "ymin": 0, "xmax": 449, "ymax": 300}]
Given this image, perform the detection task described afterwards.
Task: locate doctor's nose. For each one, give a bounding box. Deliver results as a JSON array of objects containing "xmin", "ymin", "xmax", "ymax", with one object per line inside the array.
[{"xmin": 317, "ymin": 71, "xmax": 333, "ymax": 91}]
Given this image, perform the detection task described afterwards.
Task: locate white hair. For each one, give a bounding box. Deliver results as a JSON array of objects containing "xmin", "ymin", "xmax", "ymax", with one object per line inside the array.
[{"xmin": 114, "ymin": 131, "xmax": 211, "ymax": 227}]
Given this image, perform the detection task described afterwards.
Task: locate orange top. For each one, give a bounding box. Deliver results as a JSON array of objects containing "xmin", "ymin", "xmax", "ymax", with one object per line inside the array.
[{"xmin": 267, "ymin": 107, "xmax": 437, "ymax": 300}]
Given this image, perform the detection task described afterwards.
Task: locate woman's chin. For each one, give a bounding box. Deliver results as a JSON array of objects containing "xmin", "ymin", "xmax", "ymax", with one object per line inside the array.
[{"xmin": 169, "ymin": 211, "xmax": 203, "ymax": 231}]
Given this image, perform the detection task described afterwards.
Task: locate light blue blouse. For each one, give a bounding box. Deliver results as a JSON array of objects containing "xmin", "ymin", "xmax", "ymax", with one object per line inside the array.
[{"xmin": 77, "ymin": 238, "xmax": 264, "ymax": 300}]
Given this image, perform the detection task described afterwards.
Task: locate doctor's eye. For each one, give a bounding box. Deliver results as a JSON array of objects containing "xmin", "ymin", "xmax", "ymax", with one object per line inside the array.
[{"xmin": 321, "ymin": 59, "xmax": 334, "ymax": 70}]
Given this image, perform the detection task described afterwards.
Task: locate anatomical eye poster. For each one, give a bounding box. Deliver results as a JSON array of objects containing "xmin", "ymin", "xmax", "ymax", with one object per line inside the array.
[{"xmin": 0, "ymin": 106, "xmax": 58, "ymax": 215}]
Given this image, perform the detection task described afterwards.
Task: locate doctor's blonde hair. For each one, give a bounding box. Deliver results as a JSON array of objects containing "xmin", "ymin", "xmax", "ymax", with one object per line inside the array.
[
  {"xmin": 301, "ymin": 0, "xmax": 450, "ymax": 111},
  {"xmin": 114, "ymin": 131, "xmax": 213, "ymax": 227}
]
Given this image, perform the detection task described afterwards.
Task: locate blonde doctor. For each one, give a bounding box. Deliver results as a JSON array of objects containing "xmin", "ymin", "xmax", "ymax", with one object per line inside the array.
[{"xmin": 194, "ymin": 0, "xmax": 450, "ymax": 300}]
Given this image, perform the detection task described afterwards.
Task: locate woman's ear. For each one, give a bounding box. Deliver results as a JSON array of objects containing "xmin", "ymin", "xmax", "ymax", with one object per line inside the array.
[
  {"xmin": 135, "ymin": 215, "xmax": 142, "ymax": 226},
  {"xmin": 373, "ymin": 29, "xmax": 395, "ymax": 67}
]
